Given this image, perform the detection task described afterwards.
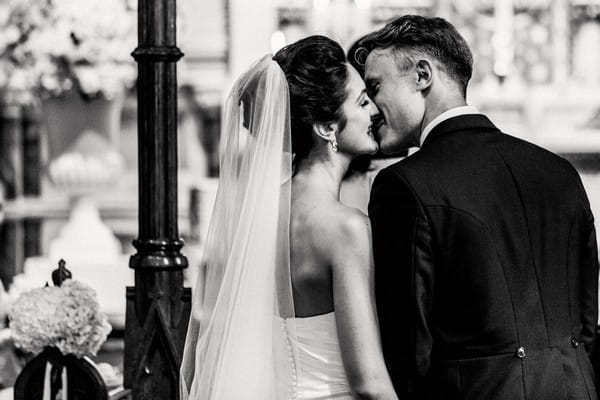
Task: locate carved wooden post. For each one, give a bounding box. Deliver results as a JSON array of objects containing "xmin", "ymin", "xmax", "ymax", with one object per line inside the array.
[
  {"xmin": 124, "ymin": 0, "xmax": 191, "ymax": 398},
  {"xmin": 22, "ymin": 106, "xmax": 42, "ymax": 258},
  {"xmin": 0, "ymin": 105, "xmax": 25, "ymax": 288}
]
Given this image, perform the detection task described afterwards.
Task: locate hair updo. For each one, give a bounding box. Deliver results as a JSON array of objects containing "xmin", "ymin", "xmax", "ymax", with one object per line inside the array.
[{"xmin": 273, "ymin": 35, "xmax": 349, "ymax": 160}]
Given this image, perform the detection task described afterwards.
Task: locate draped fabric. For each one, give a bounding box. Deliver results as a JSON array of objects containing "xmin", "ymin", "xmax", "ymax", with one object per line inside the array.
[{"xmin": 180, "ymin": 56, "xmax": 298, "ymax": 400}]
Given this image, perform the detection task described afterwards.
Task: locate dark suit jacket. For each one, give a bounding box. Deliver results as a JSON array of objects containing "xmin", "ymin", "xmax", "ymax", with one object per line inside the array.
[{"xmin": 368, "ymin": 114, "xmax": 599, "ymax": 400}]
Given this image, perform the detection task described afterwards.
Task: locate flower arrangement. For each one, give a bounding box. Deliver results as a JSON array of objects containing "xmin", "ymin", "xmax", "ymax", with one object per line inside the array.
[
  {"xmin": 0, "ymin": 0, "xmax": 137, "ymax": 105},
  {"xmin": 8, "ymin": 262, "xmax": 112, "ymax": 358}
]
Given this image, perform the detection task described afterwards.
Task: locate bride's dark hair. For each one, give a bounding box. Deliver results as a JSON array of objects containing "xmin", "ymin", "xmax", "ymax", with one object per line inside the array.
[{"xmin": 273, "ymin": 35, "xmax": 349, "ymax": 160}]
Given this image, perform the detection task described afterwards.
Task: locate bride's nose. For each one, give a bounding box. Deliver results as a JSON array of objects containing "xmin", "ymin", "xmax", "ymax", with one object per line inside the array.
[{"xmin": 369, "ymin": 99, "xmax": 381, "ymax": 118}]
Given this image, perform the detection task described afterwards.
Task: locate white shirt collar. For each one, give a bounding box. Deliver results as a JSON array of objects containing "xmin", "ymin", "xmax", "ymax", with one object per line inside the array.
[{"xmin": 419, "ymin": 105, "xmax": 479, "ymax": 146}]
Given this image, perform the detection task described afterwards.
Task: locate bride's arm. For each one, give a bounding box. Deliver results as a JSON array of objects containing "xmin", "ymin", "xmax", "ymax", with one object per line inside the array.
[{"xmin": 331, "ymin": 211, "xmax": 398, "ymax": 400}]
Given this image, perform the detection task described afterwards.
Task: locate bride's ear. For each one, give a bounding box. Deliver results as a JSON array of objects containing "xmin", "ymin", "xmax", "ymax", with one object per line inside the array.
[{"xmin": 313, "ymin": 122, "xmax": 338, "ymax": 145}]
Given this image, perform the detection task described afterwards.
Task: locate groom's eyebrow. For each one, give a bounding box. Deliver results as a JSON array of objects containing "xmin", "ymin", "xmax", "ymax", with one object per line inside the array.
[{"xmin": 365, "ymin": 78, "xmax": 377, "ymax": 89}]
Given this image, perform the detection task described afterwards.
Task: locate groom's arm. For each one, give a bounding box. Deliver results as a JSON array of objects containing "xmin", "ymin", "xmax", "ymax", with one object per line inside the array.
[
  {"xmin": 368, "ymin": 168, "xmax": 435, "ymax": 399},
  {"xmin": 579, "ymin": 199, "xmax": 598, "ymax": 354}
]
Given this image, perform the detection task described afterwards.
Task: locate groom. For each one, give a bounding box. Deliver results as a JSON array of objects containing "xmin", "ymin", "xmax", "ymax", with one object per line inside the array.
[{"xmin": 359, "ymin": 15, "xmax": 599, "ymax": 399}]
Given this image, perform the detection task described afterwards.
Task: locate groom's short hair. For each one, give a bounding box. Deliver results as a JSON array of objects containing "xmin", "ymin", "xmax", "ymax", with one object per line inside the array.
[{"xmin": 356, "ymin": 15, "xmax": 473, "ymax": 97}]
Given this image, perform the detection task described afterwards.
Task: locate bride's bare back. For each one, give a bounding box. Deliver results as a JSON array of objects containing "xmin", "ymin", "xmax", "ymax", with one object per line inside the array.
[
  {"xmin": 290, "ymin": 185, "xmax": 345, "ymax": 317},
  {"xmin": 290, "ymin": 179, "xmax": 369, "ymax": 317}
]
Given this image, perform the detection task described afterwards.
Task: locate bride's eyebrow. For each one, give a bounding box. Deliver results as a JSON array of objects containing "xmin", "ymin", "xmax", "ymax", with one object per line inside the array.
[{"xmin": 356, "ymin": 88, "xmax": 367, "ymax": 103}]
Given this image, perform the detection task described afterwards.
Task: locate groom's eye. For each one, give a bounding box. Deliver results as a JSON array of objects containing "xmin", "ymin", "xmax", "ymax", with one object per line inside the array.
[{"xmin": 367, "ymin": 83, "xmax": 379, "ymax": 99}]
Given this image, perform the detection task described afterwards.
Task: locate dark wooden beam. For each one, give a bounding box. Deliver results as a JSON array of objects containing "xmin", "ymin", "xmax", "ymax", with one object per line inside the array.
[
  {"xmin": 0, "ymin": 105, "xmax": 23, "ymax": 200},
  {"xmin": 124, "ymin": 0, "xmax": 191, "ymax": 398},
  {"xmin": 0, "ymin": 105, "xmax": 25, "ymax": 288},
  {"xmin": 22, "ymin": 106, "xmax": 42, "ymax": 258}
]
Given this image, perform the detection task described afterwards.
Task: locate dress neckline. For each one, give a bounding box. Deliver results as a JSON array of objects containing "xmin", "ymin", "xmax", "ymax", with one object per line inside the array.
[{"xmin": 285, "ymin": 311, "xmax": 334, "ymax": 321}]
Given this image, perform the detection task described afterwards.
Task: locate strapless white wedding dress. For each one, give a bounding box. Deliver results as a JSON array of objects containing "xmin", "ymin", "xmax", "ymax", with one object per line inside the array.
[{"xmin": 282, "ymin": 312, "xmax": 353, "ymax": 399}]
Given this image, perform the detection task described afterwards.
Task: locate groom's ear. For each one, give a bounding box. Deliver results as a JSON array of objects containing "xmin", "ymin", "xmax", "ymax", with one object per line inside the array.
[
  {"xmin": 313, "ymin": 122, "xmax": 338, "ymax": 142},
  {"xmin": 414, "ymin": 59, "xmax": 433, "ymax": 92}
]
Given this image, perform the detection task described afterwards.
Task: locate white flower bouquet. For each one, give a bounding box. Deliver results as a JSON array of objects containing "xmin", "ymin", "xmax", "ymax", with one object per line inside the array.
[
  {"xmin": 8, "ymin": 278, "xmax": 112, "ymax": 358},
  {"xmin": 0, "ymin": 0, "xmax": 137, "ymax": 105}
]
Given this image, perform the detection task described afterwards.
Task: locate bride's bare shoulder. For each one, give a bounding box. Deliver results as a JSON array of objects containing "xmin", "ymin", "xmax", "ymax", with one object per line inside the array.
[
  {"xmin": 333, "ymin": 205, "xmax": 370, "ymax": 235},
  {"xmin": 309, "ymin": 203, "xmax": 371, "ymax": 254}
]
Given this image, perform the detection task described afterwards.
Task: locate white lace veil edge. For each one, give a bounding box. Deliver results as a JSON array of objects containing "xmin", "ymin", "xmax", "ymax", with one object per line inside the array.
[{"xmin": 180, "ymin": 55, "xmax": 298, "ymax": 400}]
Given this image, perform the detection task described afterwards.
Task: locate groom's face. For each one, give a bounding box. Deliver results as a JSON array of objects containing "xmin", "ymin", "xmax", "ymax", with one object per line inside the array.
[{"xmin": 365, "ymin": 48, "xmax": 424, "ymax": 154}]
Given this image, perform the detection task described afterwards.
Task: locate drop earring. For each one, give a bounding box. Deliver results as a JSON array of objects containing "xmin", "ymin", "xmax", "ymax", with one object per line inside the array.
[{"xmin": 331, "ymin": 138, "xmax": 338, "ymax": 152}]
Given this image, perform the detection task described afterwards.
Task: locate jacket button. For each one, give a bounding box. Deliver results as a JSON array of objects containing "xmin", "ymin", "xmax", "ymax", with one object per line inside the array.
[
  {"xmin": 516, "ymin": 346, "xmax": 526, "ymax": 358},
  {"xmin": 571, "ymin": 338, "xmax": 580, "ymax": 348}
]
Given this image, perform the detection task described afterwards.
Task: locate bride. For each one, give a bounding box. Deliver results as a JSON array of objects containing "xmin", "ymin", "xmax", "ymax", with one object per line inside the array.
[{"xmin": 180, "ymin": 35, "xmax": 397, "ymax": 400}]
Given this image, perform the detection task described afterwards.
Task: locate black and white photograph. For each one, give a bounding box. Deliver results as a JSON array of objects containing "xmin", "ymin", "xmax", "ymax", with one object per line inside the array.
[{"xmin": 1, "ymin": 0, "xmax": 600, "ymax": 399}]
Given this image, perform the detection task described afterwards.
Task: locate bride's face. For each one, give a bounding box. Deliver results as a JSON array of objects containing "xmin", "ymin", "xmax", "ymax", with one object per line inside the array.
[{"xmin": 336, "ymin": 64, "xmax": 379, "ymax": 156}]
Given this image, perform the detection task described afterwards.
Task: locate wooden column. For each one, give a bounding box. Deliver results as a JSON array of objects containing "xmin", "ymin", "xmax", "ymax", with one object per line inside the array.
[
  {"xmin": 0, "ymin": 105, "xmax": 23, "ymax": 200},
  {"xmin": 22, "ymin": 106, "xmax": 42, "ymax": 258},
  {"xmin": 124, "ymin": 0, "xmax": 191, "ymax": 398},
  {"xmin": 0, "ymin": 105, "xmax": 25, "ymax": 288}
]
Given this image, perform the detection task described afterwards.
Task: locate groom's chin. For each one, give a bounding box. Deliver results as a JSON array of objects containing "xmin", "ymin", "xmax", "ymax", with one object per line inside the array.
[
  {"xmin": 379, "ymin": 147, "xmax": 410, "ymax": 157},
  {"xmin": 378, "ymin": 139, "xmax": 412, "ymax": 156}
]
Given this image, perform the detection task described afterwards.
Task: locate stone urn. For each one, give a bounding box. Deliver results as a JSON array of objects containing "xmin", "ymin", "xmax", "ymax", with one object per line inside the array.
[{"xmin": 40, "ymin": 90, "xmax": 126, "ymax": 265}]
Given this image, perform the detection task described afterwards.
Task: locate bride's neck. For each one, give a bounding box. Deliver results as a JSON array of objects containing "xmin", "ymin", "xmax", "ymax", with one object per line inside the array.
[{"xmin": 293, "ymin": 150, "xmax": 351, "ymax": 199}]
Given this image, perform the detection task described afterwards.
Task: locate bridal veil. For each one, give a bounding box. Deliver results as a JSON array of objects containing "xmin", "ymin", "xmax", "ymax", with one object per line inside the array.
[{"xmin": 180, "ymin": 56, "xmax": 297, "ymax": 399}]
